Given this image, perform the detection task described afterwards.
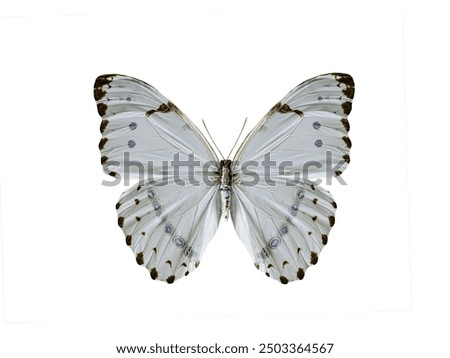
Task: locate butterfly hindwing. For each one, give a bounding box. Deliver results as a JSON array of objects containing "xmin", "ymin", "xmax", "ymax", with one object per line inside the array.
[{"xmin": 117, "ymin": 179, "xmax": 221, "ymax": 283}]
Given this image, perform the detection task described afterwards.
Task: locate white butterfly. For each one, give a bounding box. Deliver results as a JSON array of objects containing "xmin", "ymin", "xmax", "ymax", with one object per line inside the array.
[{"xmin": 94, "ymin": 73, "xmax": 354, "ymax": 284}]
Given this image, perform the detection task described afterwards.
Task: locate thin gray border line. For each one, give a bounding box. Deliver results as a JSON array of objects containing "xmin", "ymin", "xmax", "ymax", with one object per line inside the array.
[
  {"xmin": 401, "ymin": 11, "xmax": 413, "ymax": 312},
  {"xmin": 0, "ymin": 181, "xmax": 6, "ymax": 323}
]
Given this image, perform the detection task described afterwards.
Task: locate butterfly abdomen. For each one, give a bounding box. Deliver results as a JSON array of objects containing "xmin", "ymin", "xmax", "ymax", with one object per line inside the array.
[{"xmin": 219, "ymin": 160, "xmax": 233, "ymax": 220}]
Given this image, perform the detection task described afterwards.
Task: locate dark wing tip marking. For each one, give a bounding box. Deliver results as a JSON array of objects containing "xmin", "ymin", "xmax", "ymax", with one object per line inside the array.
[
  {"xmin": 109, "ymin": 171, "xmax": 117, "ymax": 178},
  {"xmin": 150, "ymin": 268, "xmax": 158, "ymax": 280},
  {"xmin": 310, "ymin": 252, "xmax": 319, "ymax": 265},
  {"xmin": 96, "ymin": 103, "xmax": 108, "ymax": 117},
  {"xmin": 93, "ymin": 75, "xmax": 114, "ymax": 101},
  {"xmin": 342, "ymin": 136, "xmax": 352, "ymax": 148},
  {"xmin": 343, "ymin": 154, "xmax": 350, "ymax": 164},
  {"xmin": 98, "ymin": 137, "xmax": 108, "ymax": 150},
  {"xmin": 101, "ymin": 155, "xmax": 108, "ymax": 165},
  {"xmin": 118, "ymin": 217, "xmax": 124, "ymax": 228},
  {"xmin": 341, "ymin": 118, "xmax": 350, "ymax": 132},
  {"xmin": 166, "ymin": 275, "xmax": 175, "ymax": 284},
  {"xmin": 335, "ymin": 170, "xmax": 342, "ymax": 177},
  {"xmin": 100, "ymin": 119, "xmax": 109, "ymax": 133},
  {"xmin": 254, "ymin": 262, "xmax": 260, "ymax": 270},
  {"xmin": 297, "ymin": 268, "xmax": 305, "ymax": 280},
  {"xmin": 329, "ymin": 216, "xmax": 335, "ymax": 227},
  {"xmin": 342, "ymin": 102, "xmax": 352, "ymax": 115},
  {"xmin": 322, "ymin": 234, "xmax": 328, "ymax": 245},
  {"xmin": 115, "ymin": 202, "xmax": 121, "ymax": 210},
  {"xmin": 146, "ymin": 103, "xmax": 171, "ymax": 117},
  {"xmin": 125, "ymin": 235, "xmax": 132, "ymax": 246},
  {"xmin": 280, "ymin": 276, "xmax": 289, "ymax": 284},
  {"xmin": 195, "ymin": 261, "xmax": 200, "ymax": 268},
  {"xmin": 331, "ymin": 201, "xmax": 337, "ymax": 209},
  {"xmin": 333, "ymin": 73, "xmax": 355, "ymax": 99},
  {"xmin": 279, "ymin": 103, "xmax": 304, "ymax": 117},
  {"xmin": 136, "ymin": 252, "xmax": 144, "ymax": 265}
]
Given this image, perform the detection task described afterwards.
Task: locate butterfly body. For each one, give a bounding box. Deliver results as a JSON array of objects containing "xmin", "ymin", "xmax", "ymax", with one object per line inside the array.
[
  {"xmin": 94, "ymin": 73, "xmax": 354, "ymax": 284},
  {"xmin": 219, "ymin": 159, "xmax": 233, "ymax": 220}
]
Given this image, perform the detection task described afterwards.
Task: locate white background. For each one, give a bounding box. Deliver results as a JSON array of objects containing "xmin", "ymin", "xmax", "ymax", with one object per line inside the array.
[{"xmin": 0, "ymin": 1, "xmax": 448, "ymax": 357}]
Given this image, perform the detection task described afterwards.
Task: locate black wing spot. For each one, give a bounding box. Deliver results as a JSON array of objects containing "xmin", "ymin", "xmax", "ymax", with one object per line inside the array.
[
  {"xmin": 150, "ymin": 268, "xmax": 158, "ymax": 280},
  {"xmin": 329, "ymin": 216, "xmax": 335, "ymax": 227},
  {"xmin": 280, "ymin": 276, "xmax": 289, "ymax": 284},
  {"xmin": 125, "ymin": 235, "xmax": 132, "ymax": 246},
  {"xmin": 136, "ymin": 252, "xmax": 144, "ymax": 265},
  {"xmin": 310, "ymin": 252, "xmax": 318, "ymax": 265},
  {"xmin": 166, "ymin": 275, "xmax": 175, "ymax": 284},
  {"xmin": 297, "ymin": 268, "xmax": 305, "ymax": 280}
]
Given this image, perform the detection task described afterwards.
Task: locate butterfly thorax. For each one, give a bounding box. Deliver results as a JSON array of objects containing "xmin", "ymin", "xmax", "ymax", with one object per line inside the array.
[{"xmin": 219, "ymin": 159, "xmax": 233, "ymax": 220}]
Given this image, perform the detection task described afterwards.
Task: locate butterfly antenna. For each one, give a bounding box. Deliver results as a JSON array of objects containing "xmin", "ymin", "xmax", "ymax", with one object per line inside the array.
[
  {"xmin": 226, "ymin": 117, "xmax": 248, "ymax": 160},
  {"xmin": 202, "ymin": 119, "xmax": 225, "ymax": 160}
]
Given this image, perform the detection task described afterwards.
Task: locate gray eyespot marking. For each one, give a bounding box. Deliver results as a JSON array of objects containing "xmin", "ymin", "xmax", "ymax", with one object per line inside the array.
[
  {"xmin": 173, "ymin": 236, "xmax": 185, "ymax": 248},
  {"xmin": 128, "ymin": 140, "xmax": 136, "ymax": 148},
  {"xmin": 297, "ymin": 268, "xmax": 305, "ymax": 280},
  {"xmin": 150, "ymin": 268, "xmax": 158, "ymax": 280},
  {"xmin": 269, "ymin": 237, "xmax": 281, "ymax": 249},
  {"xmin": 280, "ymin": 276, "xmax": 289, "ymax": 284},
  {"xmin": 291, "ymin": 202, "xmax": 300, "ymax": 213},
  {"xmin": 315, "ymin": 139, "xmax": 323, "ymax": 147},
  {"xmin": 281, "ymin": 225, "xmax": 289, "ymax": 235},
  {"xmin": 318, "ymin": 96, "xmax": 323, "ymax": 101},
  {"xmin": 147, "ymin": 189, "xmax": 156, "ymax": 200},
  {"xmin": 297, "ymin": 189, "xmax": 305, "ymax": 200},
  {"xmin": 129, "ymin": 122, "xmax": 137, "ymax": 130},
  {"xmin": 313, "ymin": 121, "xmax": 321, "ymax": 130},
  {"xmin": 164, "ymin": 224, "xmax": 173, "ymax": 234},
  {"xmin": 166, "ymin": 275, "xmax": 175, "ymax": 284},
  {"xmin": 153, "ymin": 202, "xmax": 161, "ymax": 212}
]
